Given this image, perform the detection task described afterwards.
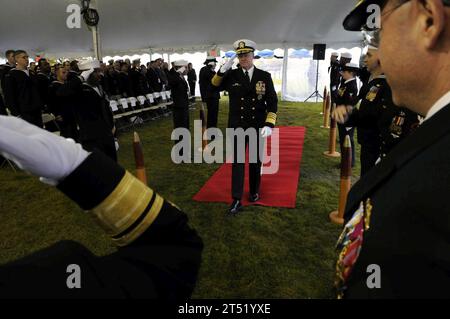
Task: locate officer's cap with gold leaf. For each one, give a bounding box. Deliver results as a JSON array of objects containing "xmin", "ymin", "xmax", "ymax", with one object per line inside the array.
[{"xmin": 233, "ymin": 39, "xmax": 256, "ymax": 55}]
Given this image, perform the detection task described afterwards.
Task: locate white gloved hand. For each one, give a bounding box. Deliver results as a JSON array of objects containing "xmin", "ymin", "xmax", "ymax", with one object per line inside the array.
[
  {"xmin": 0, "ymin": 116, "xmax": 89, "ymax": 185},
  {"xmin": 220, "ymin": 56, "xmax": 236, "ymax": 73},
  {"xmin": 80, "ymin": 69, "xmax": 94, "ymax": 81},
  {"xmin": 115, "ymin": 138, "xmax": 120, "ymax": 151},
  {"xmin": 177, "ymin": 66, "xmax": 186, "ymax": 74},
  {"xmin": 261, "ymin": 126, "xmax": 273, "ymax": 138}
]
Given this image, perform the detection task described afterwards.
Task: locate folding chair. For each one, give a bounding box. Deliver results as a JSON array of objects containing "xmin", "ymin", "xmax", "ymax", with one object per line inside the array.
[
  {"xmin": 42, "ymin": 113, "xmax": 61, "ymax": 136},
  {"xmin": 127, "ymin": 97, "xmax": 144, "ymax": 126}
]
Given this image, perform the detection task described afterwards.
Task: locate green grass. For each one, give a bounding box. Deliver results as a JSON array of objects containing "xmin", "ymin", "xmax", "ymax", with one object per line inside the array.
[{"xmin": 0, "ymin": 98, "xmax": 361, "ymax": 298}]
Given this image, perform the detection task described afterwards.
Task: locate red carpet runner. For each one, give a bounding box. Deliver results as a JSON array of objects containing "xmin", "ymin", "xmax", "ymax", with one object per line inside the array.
[{"xmin": 193, "ymin": 126, "xmax": 306, "ymax": 208}]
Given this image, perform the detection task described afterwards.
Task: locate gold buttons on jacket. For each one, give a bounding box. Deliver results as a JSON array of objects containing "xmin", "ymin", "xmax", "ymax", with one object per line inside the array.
[
  {"xmin": 252, "ymin": 107, "xmax": 255, "ymax": 110},
  {"xmin": 241, "ymin": 98, "xmax": 244, "ymax": 101},
  {"xmin": 241, "ymin": 107, "xmax": 244, "ymax": 110}
]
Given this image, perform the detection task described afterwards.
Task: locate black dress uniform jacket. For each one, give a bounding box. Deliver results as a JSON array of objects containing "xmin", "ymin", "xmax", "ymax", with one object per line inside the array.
[
  {"xmin": 199, "ymin": 66, "xmax": 220, "ymax": 102},
  {"xmin": 329, "ymin": 61, "xmax": 342, "ymax": 103},
  {"xmin": 48, "ymin": 80, "xmax": 79, "ymax": 140},
  {"xmin": 3, "ymin": 69, "xmax": 44, "ymax": 127},
  {"xmin": 36, "ymin": 72, "xmax": 52, "ymax": 111},
  {"xmin": 213, "ymin": 67, "xmax": 278, "ymax": 129},
  {"xmin": 0, "ymin": 151, "xmax": 203, "ymax": 298},
  {"xmin": 76, "ymin": 84, "xmax": 116, "ymax": 161},
  {"xmin": 147, "ymin": 68, "xmax": 162, "ymax": 93},
  {"xmin": 0, "ymin": 63, "xmax": 14, "ymax": 115},
  {"xmin": 337, "ymin": 102, "xmax": 450, "ymax": 299},
  {"xmin": 129, "ymin": 67, "xmax": 149, "ymax": 97},
  {"xmin": 117, "ymin": 71, "xmax": 134, "ymax": 97},
  {"xmin": 168, "ymin": 69, "xmax": 189, "ymax": 111}
]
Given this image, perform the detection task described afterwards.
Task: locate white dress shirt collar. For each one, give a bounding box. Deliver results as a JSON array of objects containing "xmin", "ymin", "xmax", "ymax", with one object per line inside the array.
[
  {"xmin": 423, "ymin": 90, "xmax": 450, "ymax": 122},
  {"xmin": 242, "ymin": 66, "xmax": 255, "ymax": 82}
]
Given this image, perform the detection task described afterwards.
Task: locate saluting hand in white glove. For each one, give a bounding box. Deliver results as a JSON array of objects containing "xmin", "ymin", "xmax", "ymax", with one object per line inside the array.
[
  {"xmin": 261, "ymin": 126, "xmax": 273, "ymax": 138},
  {"xmin": 219, "ymin": 55, "xmax": 236, "ymax": 74},
  {"xmin": 0, "ymin": 116, "xmax": 89, "ymax": 185}
]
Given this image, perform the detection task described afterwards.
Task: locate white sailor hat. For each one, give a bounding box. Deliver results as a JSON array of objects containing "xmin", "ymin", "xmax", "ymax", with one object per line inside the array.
[
  {"xmin": 340, "ymin": 52, "xmax": 353, "ymax": 59},
  {"xmin": 204, "ymin": 56, "xmax": 218, "ymax": 65},
  {"xmin": 331, "ymin": 52, "xmax": 339, "ymax": 57},
  {"xmin": 78, "ymin": 59, "xmax": 101, "ymax": 71},
  {"xmin": 233, "ymin": 39, "xmax": 256, "ymax": 55},
  {"xmin": 341, "ymin": 62, "xmax": 360, "ymax": 72},
  {"xmin": 173, "ymin": 60, "xmax": 189, "ymax": 67}
]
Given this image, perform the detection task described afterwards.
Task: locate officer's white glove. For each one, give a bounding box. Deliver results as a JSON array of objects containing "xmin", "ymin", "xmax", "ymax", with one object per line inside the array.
[
  {"xmin": 0, "ymin": 116, "xmax": 89, "ymax": 186},
  {"xmin": 80, "ymin": 69, "xmax": 94, "ymax": 81},
  {"xmin": 114, "ymin": 138, "xmax": 120, "ymax": 151},
  {"xmin": 261, "ymin": 126, "xmax": 273, "ymax": 138},
  {"xmin": 220, "ymin": 56, "xmax": 236, "ymax": 73},
  {"xmin": 177, "ymin": 66, "xmax": 186, "ymax": 74}
]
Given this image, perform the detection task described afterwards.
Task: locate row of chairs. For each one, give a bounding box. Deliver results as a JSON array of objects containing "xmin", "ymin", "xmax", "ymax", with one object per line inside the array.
[{"xmin": 109, "ymin": 91, "xmax": 173, "ymax": 132}]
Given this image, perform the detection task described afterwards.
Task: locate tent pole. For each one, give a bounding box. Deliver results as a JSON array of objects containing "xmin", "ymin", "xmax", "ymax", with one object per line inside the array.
[
  {"xmin": 90, "ymin": 0, "xmax": 102, "ymax": 60},
  {"xmin": 281, "ymin": 47, "xmax": 289, "ymax": 102}
]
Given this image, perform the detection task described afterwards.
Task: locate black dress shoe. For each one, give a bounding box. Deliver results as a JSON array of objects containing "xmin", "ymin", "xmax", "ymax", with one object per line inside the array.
[
  {"xmin": 228, "ymin": 199, "xmax": 243, "ymax": 214},
  {"xmin": 249, "ymin": 193, "xmax": 260, "ymax": 202}
]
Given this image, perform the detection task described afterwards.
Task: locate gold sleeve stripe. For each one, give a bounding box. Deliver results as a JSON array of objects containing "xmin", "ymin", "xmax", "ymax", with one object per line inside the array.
[
  {"xmin": 211, "ymin": 74, "xmax": 223, "ymax": 87},
  {"xmin": 265, "ymin": 112, "xmax": 277, "ymax": 125},
  {"xmin": 90, "ymin": 171, "xmax": 163, "ymax": 246},
  {"xmin": 113, "ymin": 193, "xmax": 164, "ymax": 246}
]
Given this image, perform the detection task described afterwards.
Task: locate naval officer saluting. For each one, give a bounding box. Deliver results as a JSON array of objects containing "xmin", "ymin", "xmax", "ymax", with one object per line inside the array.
[{"xmin": 211, "ymin": 39, "xmax": 278, "ymax": 214}]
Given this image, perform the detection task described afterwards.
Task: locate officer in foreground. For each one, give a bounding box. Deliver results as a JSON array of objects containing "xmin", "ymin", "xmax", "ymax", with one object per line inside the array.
[
  {"xmin": 336, "ymin": 0, "xmax": 450, "ymax": 298},
  {"xmin": 0, "ymin": 116, "xmax": 203, "ymax": 298}
]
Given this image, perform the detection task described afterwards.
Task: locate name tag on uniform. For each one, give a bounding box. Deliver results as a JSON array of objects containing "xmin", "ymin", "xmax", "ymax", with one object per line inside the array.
[{"xmin": 232, "ymin": 83, "xmax": 241, "ymax": 87}]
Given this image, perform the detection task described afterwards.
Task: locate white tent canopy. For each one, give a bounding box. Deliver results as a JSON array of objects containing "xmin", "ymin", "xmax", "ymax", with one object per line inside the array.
[{"xmin": 0, "ymin": 0, "xmax": 362, "ymax": 58}]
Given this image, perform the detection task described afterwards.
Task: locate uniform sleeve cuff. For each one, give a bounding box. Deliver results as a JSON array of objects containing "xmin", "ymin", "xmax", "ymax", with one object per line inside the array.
[
  {"xmin": 265, "ymin": 112, "xmax": 277, "ymax": 128},
  {"xmin": 57, "ymin": 151, "xmax": 126, "ymax": 210}
]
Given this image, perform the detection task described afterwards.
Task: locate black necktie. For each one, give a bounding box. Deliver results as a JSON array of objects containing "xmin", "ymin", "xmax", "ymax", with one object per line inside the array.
[{"xmin": 244, "ymin": 70, "xmax": 250, "ymax": 84}]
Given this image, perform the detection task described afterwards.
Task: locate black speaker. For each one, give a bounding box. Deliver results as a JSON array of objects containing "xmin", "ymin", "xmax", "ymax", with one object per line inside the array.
[{"xmin": 313, "ymin": 44, "xmax": 326, "ymax": 60}]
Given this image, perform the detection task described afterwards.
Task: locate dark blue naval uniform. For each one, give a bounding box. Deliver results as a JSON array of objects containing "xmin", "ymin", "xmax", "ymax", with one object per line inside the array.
[{"xmin": 212, "ymin": 66, "xmax": 278, "ymax": 200}]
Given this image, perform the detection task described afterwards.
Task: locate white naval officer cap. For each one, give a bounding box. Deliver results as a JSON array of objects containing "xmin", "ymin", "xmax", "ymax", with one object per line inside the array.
[
  {"xmin": 233, "ymin": 39, "xmax": 256, "ymax": 55},
  {"xmin": 341, "ymin": 62, "xmax": 360, "ymax": 72},
  {"xmin": 78, "ymin": 59, "xmax": 101, "ymax": 71},
  {"xmin": 173, "ymin": 60, "xmax": 189, "ymax": 67},
  {"xmin": 340, "ymin": 52, "xmax": 353, "ymax": 59},
  {"xmin": 331, "ymin": 52, "xmax": 339, "ymax": 57}
]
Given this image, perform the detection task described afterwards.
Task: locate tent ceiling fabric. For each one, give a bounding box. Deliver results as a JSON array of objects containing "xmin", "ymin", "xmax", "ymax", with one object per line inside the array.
[{"xmin": 0, "ymin": 0, "xmax": 362, "ymax": 58}]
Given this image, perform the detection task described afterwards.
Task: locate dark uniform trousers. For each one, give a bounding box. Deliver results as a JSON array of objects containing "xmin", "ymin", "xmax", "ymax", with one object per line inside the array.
[
  {"xmin": 336, "ymin": 78, "xmax": 359, "ymax": 166},
  {"xmin": 200, "ymin": 66, "xmax": 221, "ymax": 129},
  {"xmin": 336, "ymin": 102, "xmax": 450, "ymax": 299},
  {"xmin": 212, "ymin": 66, "xmax": 278, "ymax": 200},
  {"xmin": 0, "ymin": 151, "xmax": 203, "ymax": 298},
  {"xmin": 231, "ymin": 132, "xmax": 262, "ymax": 199}
]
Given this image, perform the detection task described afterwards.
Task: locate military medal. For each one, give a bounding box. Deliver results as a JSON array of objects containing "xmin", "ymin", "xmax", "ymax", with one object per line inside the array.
[
  {"xmin": 390, "ymin": 111, "xmax": 406, "ymax": 137},
  {"xmin": 256, "ymin": 81, "xmax": 266, "ymax": 100},
  {"xmin": 335, "ymin": 198, "xmax": 374, "ymax": 298}
]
